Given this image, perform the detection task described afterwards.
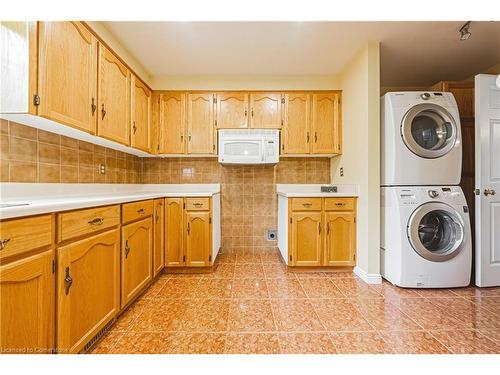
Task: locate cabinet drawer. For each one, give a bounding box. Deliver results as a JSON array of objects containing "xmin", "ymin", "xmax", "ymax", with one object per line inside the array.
[
  {"xmin": 324, "ymin": 198, "xmax": 356, "ymax": 211},
  {"xmin": 185, "ymin": 198, "xmax": 210, "ymax": 211},
  {"xmin": 0, "ymin": 215, "xmax": 53, "ymax": 260},
  {"xmin": 57, "ymin": 205, "xmax": 120, "ymax": 243},
  {"xmin": 122, "ymin": 200, "xmax": 154, "ymax": 224},
  {"xmin": 290, "ymin": 198, "xmax": 322, "ymax": 211}
]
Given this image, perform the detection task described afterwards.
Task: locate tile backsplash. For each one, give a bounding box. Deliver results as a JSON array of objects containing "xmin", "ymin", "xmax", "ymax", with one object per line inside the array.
[
  {"xmin": 0, "ymin": 120, "xmax": 143, "ymax": 183},
  {"xmin": 143, "ymin": 157, "xmax": 331, "ymax": 253},
  {"xmin": 0, "ymin": 120, "xmax": 331, "ymax": 253}
]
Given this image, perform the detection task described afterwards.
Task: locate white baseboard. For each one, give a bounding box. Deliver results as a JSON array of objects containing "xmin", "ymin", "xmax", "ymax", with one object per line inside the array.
[{"xmin": 353, "ymin": 266, "xmax": 382, "ymax": 284}]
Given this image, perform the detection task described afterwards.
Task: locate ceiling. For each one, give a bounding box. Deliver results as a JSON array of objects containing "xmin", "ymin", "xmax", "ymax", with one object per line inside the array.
[{"xmin": 102, "ymin": 21, "xmax": 500, "ymax": 86}]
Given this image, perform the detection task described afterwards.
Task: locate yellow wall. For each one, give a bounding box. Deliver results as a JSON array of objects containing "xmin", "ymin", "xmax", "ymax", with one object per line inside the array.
[
  {"xmin": 151, "ymin": 75, "xmax": 339, "ymax": 90},
  {"xmin": 332, "ymin": 42, "xmax": 381, "ymax": 277}
]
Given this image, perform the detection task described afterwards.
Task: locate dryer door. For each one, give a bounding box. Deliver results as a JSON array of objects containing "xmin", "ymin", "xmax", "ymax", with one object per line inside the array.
[
  {"xmin": 401, "ymin": 103, "xmax": 458, "ymax": 159},
  {"xmin": 407, "ymin": 202, "xmax": 465, "ymax": 262}
]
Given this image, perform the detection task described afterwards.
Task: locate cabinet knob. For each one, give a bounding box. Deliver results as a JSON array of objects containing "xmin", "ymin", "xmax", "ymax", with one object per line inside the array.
[
  {"xmin": 91, "ymin": 98, "xmax": 97, "ymax": 116},
  {"xmin": 137, "ymin": 208, "xmax": 145, "ymax": 215},
  {"xmin": 88, "ymin": 217, "xmax": 104, "ymax": 226},
  {"xmin": 64, "ymin": 267, "xmax": 73, "ymax": 295},
  {"xmin": 0, "ymin": 238, "xmax": 11, "ymax": 250},
  {"xmin": 101, "ymin": 103, "xmax": 106, "ymax": 120},
  {"xmin": 125, "ymin": 240, "xmax": 131, "ymax": 258}
]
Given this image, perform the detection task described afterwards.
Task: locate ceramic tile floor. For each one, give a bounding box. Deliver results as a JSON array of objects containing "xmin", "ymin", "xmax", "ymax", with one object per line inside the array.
[{"xmin": 90, "ymin": 251, "xmax": 500, "ymax": 354}]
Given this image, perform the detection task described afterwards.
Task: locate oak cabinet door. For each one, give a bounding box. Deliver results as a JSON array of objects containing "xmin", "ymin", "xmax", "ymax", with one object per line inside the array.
[
  {"xmin": 290, "ymin": 212, "xmax": 322, "ymax": 266},
  {"xmin": 0, "ymin": 250, "xmax": 55, "ymax": 354},
  {"xmin": 324, "ymin": 212, "xmax": 356, "ymax": 266},
  {"xmin": 159, "ymin": 93, "xmax": 186, "ymax": 154},
  {"xmin": 187, "ymin": 93, "xmax": 215, "ymax": 154},
  {"xmin": 216, "ymin": 92, "xmax": 248, "ymax": 129},
  {"xmin": 283, "ymin": 93, "xmax": 311, "ymax": 154},
  {"xmin": 185, "ymin": 211, "xmax": 211, "ymax": 267},
  {"xmin": 57, "ymin": 229, "xmax": 120, "ymax": 354},
  {"xmin": 121, "ymin": 218, "xmax": 153, "ymax": 307},
  {"xmin": 165, "ymin": 198, "xmax": 184, "ymax": 267},
  {"xmin": 97, "ymin": 44, "xmax": 130, "ymax": 146},
  {"xmin": 38, "ymin": 21, "xmax": 97, "ymax": 133},
  {"xmin": 250, "ymin": 92, "xmax": 283, "ymax": 129},
  {"xmin": 311, "ymin": 93, "xmax": 341, "ymax": 154},
  {"xmin": 131, "ymin": 75, "xmax": 151, "ymax": 152},
  {"xmin": 153, "ymin": 199, "xmax": 165, "ymax": 277}
]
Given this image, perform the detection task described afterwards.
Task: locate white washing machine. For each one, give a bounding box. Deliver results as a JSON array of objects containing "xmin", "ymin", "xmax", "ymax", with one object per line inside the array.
[
  {"xmin": 381, "ymin": 92, "xmax": 462, "ymax": 186},
  {"xmin": 381, "ymin": 186, "xmax": 471, "ymax": 288}
]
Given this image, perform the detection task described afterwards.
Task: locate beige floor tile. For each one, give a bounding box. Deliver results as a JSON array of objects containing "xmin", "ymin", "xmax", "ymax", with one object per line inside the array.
[
  {"xmin": 156, "ymin": 278, "xmax": 201, "ymax": 299},
  {"xmin": 232, "ymin": 278, "xmax": 269, "ymax": 298},
  {"xmin": 478, "ymin": 329, "xmax": 500, "ymax": 345},
  {"xmin": 430, "ymin": 330, "xmax": 500, "ymax": 354},
  {"xmin": 394, "ymin": 298, "xmax": 463, "ymax": 330},
  {"xmin": 272, "ymin": 298, "xmax": 325, "ymax": 332},
  {"xmin": 194, "ymin": 278, "xmax": 233, "ymax": 299},
  {"xmin": 380, "ymin": 331, "xmax": 450, "ymax": 354},
  {"xmin": 111, "ymin": 333, "xmax": 169, "ymax": 354},
  {"xmin": 267, "ymin": 278, "xmax": 307, "ymax": 298},
  {"xmin": 130, "ymin": 299, "xmax": 190, "ymax": 332},
  {"xmin": 181, "ymin": 299, "xmax": 230, "ymax": 332},
  {"xmin": 279, "ymin": 333, "xmax": 336, "ymax": 354},
  {"xmin": 228, "ymin": 299, "xmax": 276, "ymax": 332},
  {"xmin": 89, "ymin": 331, "xmax": 123, "ymax": 354},
  {"xmin": 331, "ymin": 278, "xmax": 383, "ymax": 298},
  {"xmin": 311, "ymin": 298, "xmax": 373, "ymax": 332},
  {"xmin": 299, "ymin": 278, "xmax": 345, "ymax": 298},
  {"xmin": 263, "ymin": 264, "xmax": 297, "ymax": 279},
  {"xmin": 330, "ymin": 332, "xmax": 394, "ymax": 354},
  {"xmin": 234, "ymin": 264, "xmax": 265, "ymax": 278},
  {"xmin": 224, "ymin": 333, "xmax": 280, "ymax": 354}
]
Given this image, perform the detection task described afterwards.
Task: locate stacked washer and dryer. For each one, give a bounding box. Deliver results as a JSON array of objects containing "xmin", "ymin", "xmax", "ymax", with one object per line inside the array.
[{"xmin": 381, "ymin": 92, "xmax": 472, "ymax": 288}]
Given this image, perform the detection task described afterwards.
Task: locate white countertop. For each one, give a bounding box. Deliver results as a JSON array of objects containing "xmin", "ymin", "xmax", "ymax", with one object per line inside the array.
[
  {"xmin": 276, "ymin": 184, "xmax": 359, "ymax": 197},
  {"xmin": 0, "ymin": 183, "xmax": 220, "ymax": 219}
]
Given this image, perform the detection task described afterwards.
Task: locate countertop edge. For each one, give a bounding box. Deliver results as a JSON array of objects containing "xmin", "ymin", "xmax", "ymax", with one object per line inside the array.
[{"xmin": 277, "ymin": 192, "xmax": 359, "ymax": 198}]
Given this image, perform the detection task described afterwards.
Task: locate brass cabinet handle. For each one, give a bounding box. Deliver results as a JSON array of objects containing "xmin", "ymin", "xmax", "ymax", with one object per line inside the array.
[
  {"xmin": 327, "ymin": 223, "xmax": 330, "ymax": 234},
  {"xmin": 180, "ymin": 134, "xmax": 184, "ymax": 142},
  {"xmin": 64, "ymin": 267, "xmax": 73, "ymax": 295},
  {"xmin": 244, "ymin": 109, "xmax": 248, "ymax": 116},
  {"xmin": 251, "ymin": 109, "xmax": 254, "ymax": 117},
  {"xmin": 335, "ymin": 203, "xmax": 346, "ymax": 206},
  {"xmin": 314, "ymin": 132, "xmax": 318, "ymax": 143},
  {"xmin": 91, "ymin": 98, "xmax": 97, "ymax": 116},
  {"xmin": 101, "ymin": 103, "xmax": 106, "ymax": 120},
  {"xmin": 188, "ymin": 134, "xmax": 192, "ymax": 142},
  {"xmin": 125, "ymin": 240, "xmax": 131, "ymax": 258},
  {"xmin": 155, "ymin": 213, "xmax": 160, "ymax": 222},
  {"xmin": 302, "ymin": 203, "xmax": 312, "ymax": 207},
  {"xmin": 0, "ymin": 238, "xmax": 11, "ymax": 250},
  {"xmin": 137, "ymin": 208, "xmax": 145, "ymax": 215},
  {"xmin": 132, "ymin": 121, "xmax": 137, "ymax": 134},
  {"xmin": 88, "ymin": 217, "xmax": 104, "ymax": 226},
  {"xmin": 193, "ymin": 202, "xmax": 203, "ymax": 207},
  {"xmin": 318, "ymin": 223, "xmax": 321, "ymax": 235},
  {"xmin": 187, "ymin": 222, "xmax": 190, "ymax": 235},
  {"xmin": 306, "ymin": 132, "xmax": 310, "ymax": 143},
  {"xmin": 484, "ymin": 189, "xmax": 496, "ymax": 196}
]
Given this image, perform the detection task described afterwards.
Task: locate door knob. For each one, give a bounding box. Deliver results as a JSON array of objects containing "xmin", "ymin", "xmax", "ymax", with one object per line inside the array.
[{"xmin": 484, "ymin": 189, "xmax": 496, "ymax": 196}]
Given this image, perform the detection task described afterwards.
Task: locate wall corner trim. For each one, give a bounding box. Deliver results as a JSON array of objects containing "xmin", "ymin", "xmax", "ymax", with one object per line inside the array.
[{"xmin": 353, "ymin": 266, "xmax": 382, "ymax": 285}]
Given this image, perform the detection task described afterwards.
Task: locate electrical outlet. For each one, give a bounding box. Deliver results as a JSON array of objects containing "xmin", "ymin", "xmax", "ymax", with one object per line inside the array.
[
  {"xmin": 339, "ymin": 167, "xmax": 344, "ymax": 177},
  {"xmin": 266, "ymin": 230, "xmax": 277, "ymax": 241},
  {"xmin": 99, "ymin": 164, "xmax": 106, "ymax": 174}
]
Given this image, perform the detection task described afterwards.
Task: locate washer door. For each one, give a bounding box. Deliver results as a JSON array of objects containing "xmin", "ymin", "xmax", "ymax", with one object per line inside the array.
[
  {"xmin": 401, "ymin": 103, "xmax": 457, "ymax": 159},
  {"xmin": 407, "ymin": 202, "xmax": 465, "ymax": 262}
]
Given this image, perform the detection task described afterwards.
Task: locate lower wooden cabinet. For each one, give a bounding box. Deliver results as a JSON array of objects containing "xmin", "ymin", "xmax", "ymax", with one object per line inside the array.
[
  {"xmin": 165, "ymin": 197, "xmax": 212, "ymax": 267},
  {"xmin": 324, "ymin": 212, "xmax": 356, "ymax": 266},
  {"xmin": 0, "ymin": 250, "xmax": 55, "ymax": 354},
  {"xmin": 185, "ymin": 210, "xmax": 211, "ymax": 267},
  {"xmin": 57, "ymin": 229, "xmax": 120, "ymax": 353},
  {"xmin": 165, "ymin": 198, "xmax": 184, "ymax": 267},
  {"xmin": 288, "ymin": 198, "xmax": 356, "ymax": 267},
  {"xmin": 153, "ymin": 199, "xmax": 165, "ymax": 276},
  {"xmin": 121, "ymin": 217, "xmax": 153, "ymax": 307},
  {"xmin": 290, "ymin": 212, "xmax": 322, "ymax": 266}
]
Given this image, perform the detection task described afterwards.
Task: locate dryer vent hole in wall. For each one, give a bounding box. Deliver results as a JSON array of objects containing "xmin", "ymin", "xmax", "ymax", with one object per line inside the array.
[{"xmin": 266, "ymin": 230, "xmax": 277, "ymax": 241}]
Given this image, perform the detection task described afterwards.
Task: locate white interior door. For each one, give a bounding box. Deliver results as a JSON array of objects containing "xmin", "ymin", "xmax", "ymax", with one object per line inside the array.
[{"xmin": 475, "ymin": 74, "xmax": 500, "ymax": 287}]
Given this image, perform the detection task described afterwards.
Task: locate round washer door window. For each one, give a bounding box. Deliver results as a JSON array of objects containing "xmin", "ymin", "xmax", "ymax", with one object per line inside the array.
[
  {"xmin": 401, "ymin": 103, "xmax": 457, "ymax": 159},
  {"xmin": 407, "ymin": 202, "xmax": 465, "ymax": 262}
]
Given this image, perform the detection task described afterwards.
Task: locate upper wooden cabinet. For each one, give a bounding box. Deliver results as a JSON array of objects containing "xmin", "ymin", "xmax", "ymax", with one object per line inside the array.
[
  {"xmin": 311, "ymin": 93, "xmax": 341, "ymax": 154},
  {"xmin": 187, "ymin": 93, "xmax": 216, "ymax": 154},
  {"xmin": 216, "ymin": 92, "xmax": 249, "ymax": 129},
  {"xmin": 158, "ymin": 92, "xmax": 186, "ymax": 154},
  {"xmin": 38, "ymin": 22, "xmax": 98, "ymax": 134},
  {"xmin": 97, "ymin": 44, "xmax": 130, "ymax": 146},
  {"xmin": 0, "ymin": 250, "xmax": 55, "ymax": 354},
  {"xmin": 283, "ymin": 93, "xmax": 311, "ymax": 154},
  {"xmin": 131, "ymin": 75, "xmax": 151, "ymax": 152},
  {"xmin": 250, "ymin": 92, "xmax": 283, "ymax": 129}
]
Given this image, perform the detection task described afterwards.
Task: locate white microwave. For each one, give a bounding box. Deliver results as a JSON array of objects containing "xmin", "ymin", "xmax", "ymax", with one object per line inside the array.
[{"xmin": 218, "ymin": 129, "xmax": 280, "ymax": 165}]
